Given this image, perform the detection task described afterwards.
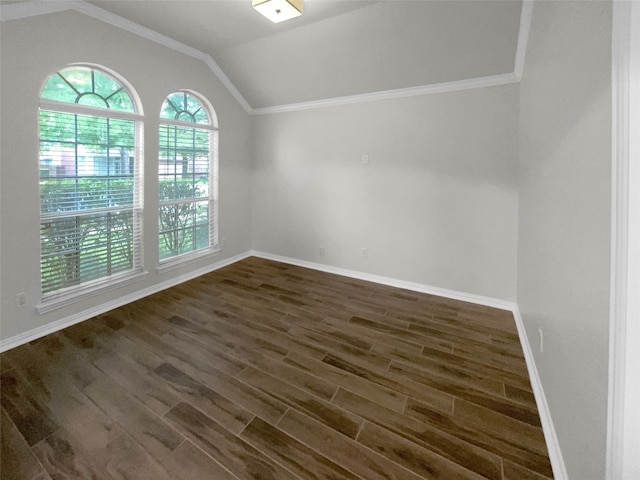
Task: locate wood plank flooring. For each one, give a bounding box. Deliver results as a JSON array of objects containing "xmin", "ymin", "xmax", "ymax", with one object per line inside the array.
[{"xmin": 0, "ymin": 257, "xmax": 554, "ymax": 480}]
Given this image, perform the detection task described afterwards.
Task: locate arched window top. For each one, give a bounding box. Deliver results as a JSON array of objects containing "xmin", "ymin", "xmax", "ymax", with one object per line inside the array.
[
  {"xmin": 161, "ymin": 91, "xmax": 212, "ymax": 125},
  {"xmin": 41, "ymin": 66, "xmax": 135, "ymax": 113}
]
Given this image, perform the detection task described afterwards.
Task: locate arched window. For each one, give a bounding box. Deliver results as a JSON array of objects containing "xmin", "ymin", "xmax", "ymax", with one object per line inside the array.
[
  {"xmin": 39, "ymin": 65, "xmax": 143, "ymax": 299},
  {"xmin": 158, "ymin": 91, "xmax": 218, "ymax": 261}
]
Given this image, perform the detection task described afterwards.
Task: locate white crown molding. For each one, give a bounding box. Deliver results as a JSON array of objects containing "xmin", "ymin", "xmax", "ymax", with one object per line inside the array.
[
  {"xmin": 1, "ymin": 0, "xmax": 531, "ymax": 115},
  {"xmin": 514, "ymin": 0, "xmax": 533, "ymax": 80},
  {"xmin": 250, "ymin": 72, "xmax": 520, "ymax": 115},
  {"xmin": 0, "ymin": 0, "xmax": 253, "ymax": 114},
  {"xmin": 512, "ymin": 307, "xmax": 568, "ymax": 480},
  {"xmin": 199, "ymin": 55, "xmax": 252, "ymax": 113},
  {"xmin": 0, "ymin": 251, "xmax": 251, "ymax": 353},
  {"xmin": 70, "ymin": 1, "xmax": 254, "ymax": 113}
]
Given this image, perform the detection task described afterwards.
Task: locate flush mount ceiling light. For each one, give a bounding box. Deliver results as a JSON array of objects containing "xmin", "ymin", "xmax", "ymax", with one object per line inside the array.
[{"xmin": 252, "ymin": 0, "xmax": 303, "ymax": 23}]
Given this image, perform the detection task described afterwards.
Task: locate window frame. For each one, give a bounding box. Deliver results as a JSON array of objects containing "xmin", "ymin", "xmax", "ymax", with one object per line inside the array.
[
  {"xmin": 157, "ymin": 90, "xmax": 219, "ymax": 270},
  {"xmin": 37, "ymin": 65, "xmax": 146, "ymax": 312}
]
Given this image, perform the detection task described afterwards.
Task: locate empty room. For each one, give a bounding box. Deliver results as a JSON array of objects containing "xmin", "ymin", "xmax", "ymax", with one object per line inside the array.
[{"xmin": 1, "ymin": 1, "xmax": 638, "ymax": 479}]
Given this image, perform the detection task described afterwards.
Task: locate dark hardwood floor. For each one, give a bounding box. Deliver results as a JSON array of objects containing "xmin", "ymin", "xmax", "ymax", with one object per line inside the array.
[{"xmin": 0, "ymin": 257, "xmax": 553, "ymax": 479}]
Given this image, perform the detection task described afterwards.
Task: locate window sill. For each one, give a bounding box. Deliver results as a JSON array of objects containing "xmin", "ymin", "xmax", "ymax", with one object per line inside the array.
[
  {"xmin": 37, "ymin": 270, "xmax": 148, "ymax": 315},
  {"xmin": 157, "ymin": 247, "xmax": 222, "ymax": 274}
]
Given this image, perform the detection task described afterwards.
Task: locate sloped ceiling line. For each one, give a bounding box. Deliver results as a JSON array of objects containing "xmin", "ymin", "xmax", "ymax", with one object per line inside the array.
[
  {"xmin": 0, "ymin": 0, "xmax": 532, "ymax": 115},
  {"xmin": 0, "ymin": 0, "xmax": 253, "ymax": 113},
  {"xmin": 515, "ymin": 0, "xmax": 534, "ymax": 80}
]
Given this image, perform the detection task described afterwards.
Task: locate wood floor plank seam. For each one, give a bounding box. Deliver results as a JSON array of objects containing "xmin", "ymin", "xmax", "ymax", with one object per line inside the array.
[
  {"xmin": 282, "ymin": 351, "xmax": 408, "ymax": 414},
  {"xmin": 332, "ymin": 387, "xmax": 505, "ymax": 480},
  {"xmin": 353, "ymin": 416, "xmax": 366, "ymax": 442},
  {"xmin": 0, "ymin": 257, "xmax": 554, "ymax": 480},
  {"xmin": 164, "ymin": 400, "xmax": 304, "ymax": 480},
  {"xmin": 0, "ymin": 367, "xmax": 63, "ymax": 448},
  {"xmin": 240, "ymin": 416, "xmax": 365, "ymax": 480},
  {"xmin": 1, "ymin": 407, "xmax": 52, "ymax": 480},
  {"xmin": 172, "ymin": 439, "xmax": 244, "ymax": 480}
]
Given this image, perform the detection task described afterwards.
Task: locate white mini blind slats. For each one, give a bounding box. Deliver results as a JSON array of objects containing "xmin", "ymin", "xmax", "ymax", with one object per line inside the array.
[
  {"xmin": 39, "ymin": 66, "xmax": 142, "ymax": 297},
  {"xmin": 37, "ymin": 71, "xmax": 218, "ymax": 302},
  {"xmin": 158, "ymin": 91, "xmax": 216, "ymax": 261}
]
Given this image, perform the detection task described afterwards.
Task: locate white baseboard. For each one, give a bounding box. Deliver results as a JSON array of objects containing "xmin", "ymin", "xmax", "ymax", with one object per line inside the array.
[
  {"xmin": 0, "ymin": 251, "xmax": 251, "ymax": 353},
  {"xmin": 512, "ymin": 307, "xmax": 569, "ymax": 480},
  {"xmin": 252, "ymin": 250, "xmax": 567, "ymax": 479},
  {"xmin": 1, "ymin": 250, "xmax": 515, "ymax": 354},
  {"xmin": 0, "ymin": 249, "xmax": 567, "ymax": 480},
  {"xmin": 249, "ymin": 250, "xmax": 516, "ymax": 311}
]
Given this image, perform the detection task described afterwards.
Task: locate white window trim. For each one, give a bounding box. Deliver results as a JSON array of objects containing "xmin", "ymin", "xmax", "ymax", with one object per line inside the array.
[
  {"xmin": 39, "ymin": 98, "xmax": 144, "ymax": 122},
  {"xmin": 158, "ymin": 92, "xmax": 219, "ymax": 264},
  {"xmin": 156, "ymin": 246, "xmax": 222, "ymax": 274},
  {"xmin": 38, "ymin": 66, "xmax": 144, "ymax": 309},
  {"xmin": 607, "ymin": 2, "xmax": 640, "ymax": 479},
  {"xmin": 37, "ymin": 270, "xmax": 148, "ymax": 314}
]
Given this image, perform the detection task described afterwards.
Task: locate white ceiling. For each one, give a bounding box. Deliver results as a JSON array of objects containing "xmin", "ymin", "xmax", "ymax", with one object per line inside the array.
[
  {"xmin": 86, "ymin": 0, "xmax": 523, "ymax": 109},
  {"xmin": 88, "ymin": 0, "xmax": 382, "ymax": 53},
  {"xmin": 2, "ymin": 0, "xmax": 525, "ymax": 111}
]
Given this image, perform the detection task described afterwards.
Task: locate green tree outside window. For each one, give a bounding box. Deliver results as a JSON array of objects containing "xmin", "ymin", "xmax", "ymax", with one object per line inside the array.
[
  {"xmin": 39, "ymin": 66, "xmax": 141, "ymax": 295},
  {"xmin": 158, "ymin": 91, "xmax": 217, "ymax": 260}
]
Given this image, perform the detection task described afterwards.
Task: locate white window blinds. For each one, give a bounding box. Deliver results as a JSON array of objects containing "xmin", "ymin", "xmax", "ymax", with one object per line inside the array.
[
  {"xmin": 158, "ymin": 91, "xmax": 218, "ymax": 260},
  {"xmin": 39, "ymin": 66, "xmax": 143, "ymax": 296}
]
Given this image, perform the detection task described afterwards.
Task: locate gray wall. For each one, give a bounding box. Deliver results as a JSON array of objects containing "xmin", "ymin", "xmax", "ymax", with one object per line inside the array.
[
  {"xmin": 0, "ymin": 11, "xmax": 253, "ymax": 341},
  {"xmin": 252, "ymin": 85, "xmax": 520, "ymax": 301},
  {"xmin": 0, "ymin": 5, "xmax": 618, "ymax": 478},
  {"xmin": 517, "ymin": 2, "xmax": 612, "ymax": 479}
]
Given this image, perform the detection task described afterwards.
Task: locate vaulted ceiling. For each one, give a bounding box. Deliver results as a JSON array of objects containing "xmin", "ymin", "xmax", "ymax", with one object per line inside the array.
[{"xmin": 1, "ymin": 0, "xmax": 526, "ymax": 113}]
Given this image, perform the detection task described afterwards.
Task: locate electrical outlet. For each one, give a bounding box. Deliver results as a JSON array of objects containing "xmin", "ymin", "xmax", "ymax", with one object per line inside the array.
[
  {"xmin": 16, "ymin": 292, "xmax": 27, "ymax": 307},
  {"xmin": 319, "ymin": 247, "xmax": 325, "ymax": 257},
  {"xmin": 362, "ymin": 154, "xmax": 369, "ymax": 165},
  {"xmin": 361, "ymin": 247, "xmax": 368, "ymax": 257}
]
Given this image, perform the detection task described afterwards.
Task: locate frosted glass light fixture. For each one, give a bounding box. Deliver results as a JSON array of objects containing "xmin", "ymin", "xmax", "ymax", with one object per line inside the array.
[{"xmin": 252, "ymin": 0, "xmax": 303, "ymax": 23}]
